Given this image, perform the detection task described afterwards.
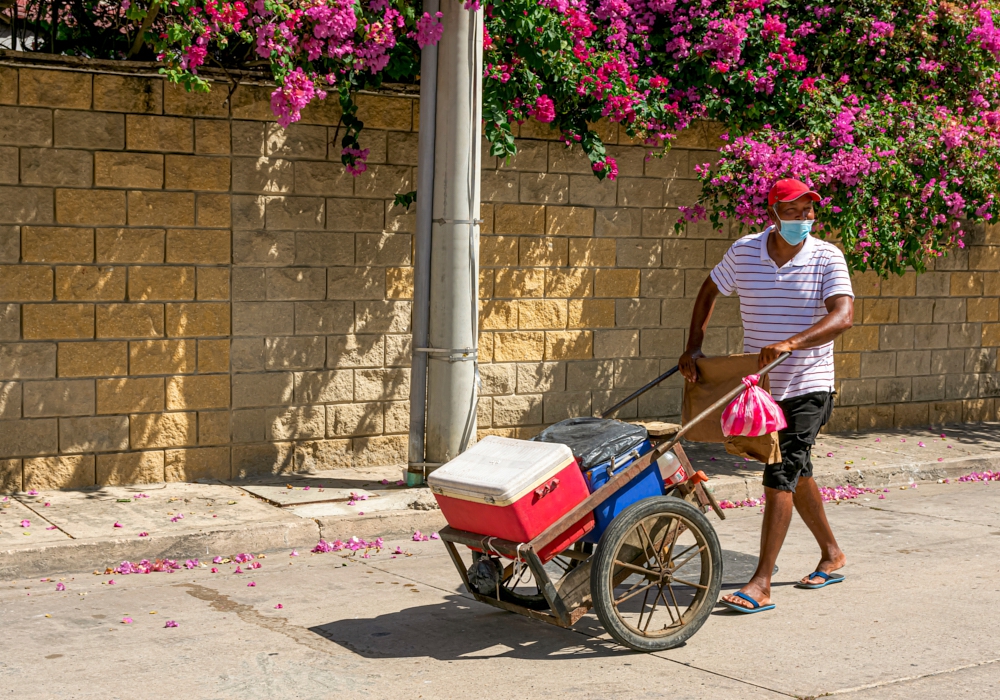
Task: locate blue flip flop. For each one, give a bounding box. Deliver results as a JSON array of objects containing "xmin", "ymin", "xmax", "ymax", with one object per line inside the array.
[
  {"xmin": 796, "ymin": 571, "xmax": 845, "ymax": 589},
  {"xmin": 720, "ymin": 591, "xmax": 775, "ymax": 614}
]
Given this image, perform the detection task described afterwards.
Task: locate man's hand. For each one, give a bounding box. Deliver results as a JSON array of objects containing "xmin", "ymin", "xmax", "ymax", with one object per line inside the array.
[
  {"xmin": 759, "ymin": 341, "xmax": 794, "ymax": 369},
  {"xmin": 679, "ymin": 348, "xmax": 705, "ymax": 382}
]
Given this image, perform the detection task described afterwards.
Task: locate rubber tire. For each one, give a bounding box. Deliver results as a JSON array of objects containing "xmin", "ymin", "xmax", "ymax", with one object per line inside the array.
[{"xmin": 590, "ymin": 496, "xmax": 723, "ymax": 652}]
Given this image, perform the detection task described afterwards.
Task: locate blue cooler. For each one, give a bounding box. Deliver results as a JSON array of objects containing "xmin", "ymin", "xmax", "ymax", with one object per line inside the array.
[{"xmin": 581, "ymin": 440, "xmax": 666, "ymax": 543}]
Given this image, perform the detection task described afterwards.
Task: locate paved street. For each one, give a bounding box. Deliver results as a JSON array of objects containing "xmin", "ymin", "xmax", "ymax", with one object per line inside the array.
[{"xmin": 2, "ymin": 479, "xmax": 998, "ymax": 699}]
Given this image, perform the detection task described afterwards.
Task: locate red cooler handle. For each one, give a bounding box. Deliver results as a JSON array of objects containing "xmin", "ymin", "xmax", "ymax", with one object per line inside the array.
[{"xmin": 534, "ymin": 478, "xmax": 560, "ymax": 499}]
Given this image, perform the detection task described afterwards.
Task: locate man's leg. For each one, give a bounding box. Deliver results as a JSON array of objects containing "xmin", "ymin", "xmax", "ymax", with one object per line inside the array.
[
  {"xmin": 721, "ymin": 486, "xmax": 793, "ymax": 609},
  {"xmin": 792, "ymin": 475, "xmax": 846, "ymax": 584}
]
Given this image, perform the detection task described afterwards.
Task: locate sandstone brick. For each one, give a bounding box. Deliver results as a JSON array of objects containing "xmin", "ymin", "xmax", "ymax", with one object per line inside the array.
[
  {"xmin": 640, "ymin": 328, "xmax": 684, "ymax": 359},
  {"xmin": 161, "ymin": 80, "xmax": 229, "ymax": 117},
  {"xmin": 0, "ymin": 417, "xmax": 57, "ymax": 456},
  {"xmin": 594, "ymin": 269, "xmax": 640, "ymax": 298},
  {"xmin": 232, "ymin": 269, "xmax": 265, "ymax": 302},
  {"xmin": 518, "ymin": 299, "xmax": 567, "ymax": 330},
  {"xmin": 233, "ymin": 301, "xmax": 294, "ymax": 336},
  {"xmin": 129, "ymin": 266, "xmax": 195, "ymax": 301},
  {"xmin": 294, "ymin": 301, "xmax": 354, "ymax": 335},
  {"xmin": 479, "ymin": 300, "xmax": 517, "ymax": 331},
  {"xmin": 327, "ymin": 267, "xmax": 384, "ymax": 300},
  {"xmin": 912, "ymin": 375, "xmax": 945, "ymax": 401},
  {"xmin": 165, "ymin": 446, "xmax": 231, "ymax": 481},
  {"xmin": 57, "ymin": 189, "xmax": 125, "ymax": 226},
  {"xmin": 949, "ymin": 271, "xmax": 984, "ymax": 297},
  {"xmin": 0, "ymin": 147, "xmax": 15, "ymax": 185},
  {"xmin": 54, "ymin": 110, "xmax": 124, "ymax": 149},
  {"xmin": 162, "ymin": 230, "xmax": 229, "ymax": 267},
  {"xmin": 126, "ymin": 115, "xmax": 193, "ymax": 152},
  {"xmin": 480, "ymin": 171, "xmax": 519, "ymax": 203},
  {"xmin": 893, "ymin": 401, "xmax": 928, "ymax": 428},
  {"xmin": 353, "ymin": 368, "xmax": 408, "ymax": 402},
  {"xmin": 232, "ymin": 441, "xmax": 297, "ymax": 478},
  {"xmin": 568, "ymin": 238, "xmax": 616, "ymax": 268},
  {"xmin": 58, "ymin": 341, "xmax": 126, "ymax": 377},
  {"xmin": 266, "ymin": 268, "xmax": 327, "ymax": 301},
  {"xmin": 96, "ymin": 303, "xmax": 164, "ymax": 338},
  {"xmin": 128, "ymin": 191, "xmax": 195, "ymax": 227},
  {"xmin": 293, "ymin": 438, "xmax": 352, "ymax": 471},
  {"xmin": 193, "ymin": 268, "xmax": 229, "ymax": 302},
  {"xmin": 92, "ymin": 151, "xmax": 162, "ymax": 190},
  {"xmin": 661, "ymin": 240, "xmax": 705, "ymax": 269},
  {"xmin": 22, "ymin": 379, "xmax": 94, "ymax": 418},
  {"xmin": 96, "ymin": 376, "xmax": 164, "ymax": 414},
  {"xmin": 0, "ymin": 266, "xmax": 52, "ymax": 302},
  {"xmin": 22, "ymin": 304, "xmax": 93, "ymax": 339},
  {"xmin": 0, "ymin": 343, "xmax": 55, "ymax": 380},
  {"xmin": 493, "ymin": 331, "xmax": 544, "ymax": 362},
  {"xmin": 263, "ymin": 123, "xmax": 327, "ymax": 159},
  {"xmin": 518, "ymin": 173, "xmax": 568, "ymax": 204},
  {"xmin": 324, "ymin": 402, "xmax": 382, "ymax": 438},
  {"xmin": 327, "ymin": 335, "xmax": 383, "ymax": 368},
  {"xmin": 356, "ymin": 233, "xmax": 411, "ymax": 266},
  {"xmin": 166, "ymin": 374, "xmax": 229, "ymax": 410},
  {"xmin": 544, "ymin": 269, "xmax": 593, "ymax": 299},
  {"xmin": 0, "ymin": 106, "xmax": 51, "ymax": 147},
  {"xmin": 355, "ymin": 300, "xmax": 410, "ymax": 334},
  {"xmin": 949, "ymin": 323, "xmax": 982, "ymax": 348},
  {"xmin": 129, "ymin": 339, "xmax": 195, "ymax": 375},
  {"xmin": 594, "ymin": 208, "xmax": 641, "ymax": 238},
  {"xmin": 165, "ymin": 302, "xmax": 230, "ymax": 338},
  {"xmin": 569, "ymin": 175, "xmax": 618, "ymax": 208},
  {"xmin": 518, "ymin": 237, "xmax": 566, "ymax": 267},
  {"xmin": 197, "ymin": 194, "xmax": 231, "ymax": 228},
  {"xmin": 194, "ymin": 120, "xmax": 230, "ymax": 155},
  {"xmin": 95, "ymin": 228, "xmax": 164, "ymax": 263},
  {"xmin": 294, "ymin": 161, "xmax": 353, "ymax": 196},
  {"xmin": 546, "ymin": 207, "xmax": 594, "ymax": 237},
  {"xmin": 386, "ymin": 267, "xmax": 413, "ymax": 300},
  {"xmin": 545, "ymin": 330, "xmax": 593, "ymax": 360},
  {"xmin": 94, "ymin": 74, "xmax": 162, "ymax": 114},
  {"xmin": 292, "ymin": 232, "xmax": 354, "ymax": 267},
  {"xmin": 265, "ymin": 406, "xmax": 325, "ymax": 440},
  {"xmin": 0, "ymin": 381, "xmax": 21, "ymax": 419},
  {"xmin": 195, "ymin": 339, "xmax": 228, "ymax": 374},
  {"xmin": 352, "ymin": 434, "xmax": 407, "ymax": 467},
  {"xmin": 0, "ymin": 67, "xmax": 15, "ymax": 105},
  {"xmin": 55, "ymin": 265, "xmax": 125, "ymax": 301},
  {"xmin": 233, "ymin": 371, "xmax": 294, "ymax": 408},
  {"xmin": 232, "ymin": 157, "xmax": 294, "ymax": 193},
  {"xmin": 0, "ymin": 185, "xmax": 54, "ymax": 224},
  {"xmin": 493, "ymin": 394, "xmax": 543, "ymax": 427},
  {"xmin": 491, "ymin": 187, "xmax": 521, "ymax": 225},
  {"xmin": 355, "ymin": 94, "xmax": 413, "ymax": 130},
  {"xmin": 325, "ymin": 197, "xmax": 385, "ymax": 232},
  {"xmin": 19, "ymin": 69, "xmax": 91, "ymax": 109},
  {"xmin": 21, "ymin": 227, "xmax": 92, "ymax": 263},
  {"xmin": 968, "ymin": 298, "xmax": 999, "ymax": 323},
  {"xmin": 568, "ymin": 298, "xmax": 616, "ymax": 329},
  {"xmin": 0, "ymin": 303, "xmax": 18, "ymax": 341},
  {"xmin": 129, "ymin": 411, "xmax": 196, "ymax": 448},
  {"xmin": 61, "ymin": 414, "xmax": 129, "ymax": 452},
  {"xmin": 264, "ymin": 336, "xmax": 325, "ymax": 370},
  {"xmin": 0, "ymin": 458, "xmax": 21, "ymax": 493},
  {"xmin": 20, "ymin": 148, "xmax": 92, "ymax": 187},
  {"xmin": 354, "ymin": 165, "xmax": 412, "ymax": 200},
  {"xmin": 198, "ymin": 410, "xmax": 230, "ymax": 445},
  {"xmin": 96, "ymin": 450, "xmax": 165, "ymax": 485},
  {"xmin": 494, "ymin": 268, "xmax": 544, "ymax": 298},
  {"xmin": 233, "ymin": 230, "xmax": 295, "ymax": 266},
  {"xmin": 481, "ymin": 236, "xmax": 519, "ymax": 266},
  {"xmin": 862, "ymin": 298, "xmax": 898, "ymax": 324},
  {"xmin": 964, "ymin": 398, "xmax": 997, "ymax": 423},
  {"xmin": 595, "ymin": 329, "xmax": 639, "ymax": 359},
  {"xmin": 164, "ymin": 155, "xmax": 230, "ymax": 192},
  {"xmin": 24, "ymin": 454, "xmax": 94, "ymax": 489},
  {"xmin": 266, "ymin": 196, "xmax": 325, "ymax": 230},
  {"xmin": 228, "ymin": 196, "xmax": 266, "ymax": 233}
]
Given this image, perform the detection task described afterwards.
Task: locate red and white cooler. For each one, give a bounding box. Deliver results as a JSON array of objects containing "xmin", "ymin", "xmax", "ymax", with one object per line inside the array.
[{"xmin": 427, "ymin": 436, "xmax": 595, "ymax": 562}]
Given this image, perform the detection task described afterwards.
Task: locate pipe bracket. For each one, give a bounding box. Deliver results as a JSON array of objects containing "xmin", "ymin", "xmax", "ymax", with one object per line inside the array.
[{"xmin": 415, "ymin": 347, "xmax": 478, "ymax": 362}]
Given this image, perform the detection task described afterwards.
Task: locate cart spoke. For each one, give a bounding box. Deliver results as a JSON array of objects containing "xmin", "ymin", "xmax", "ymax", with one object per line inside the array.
[
  {"xmin": 614, "ymin": 580, "xmax": 657, "ymax": 606},
  {"xmin": 641, "ymin": 585, "xmax": 666, "ymax": 633},
  {"xmin": 666, "ymin": 580, "xmax": 686, "ymax": 625},
  {"xmin": 636, "ymin": 584, "xmax": 652, "ymax": 632},
  {"xmin": 669, "ymin": 576, "xmax": 709, "ymax": 590},
  {"xmin": 669, "ymin": 544, "xmax": 707, "ymax": 575},
  {"xmin": 663, "ymin": 519, "xmax": 688, "ymax": 564},
  {"xmin": 637, "ymin": 522, "xmax": 665, "ymax": 572},
  {"xmin": 613, "ymin": 559, "xmax": 659, "ymax": 579}
]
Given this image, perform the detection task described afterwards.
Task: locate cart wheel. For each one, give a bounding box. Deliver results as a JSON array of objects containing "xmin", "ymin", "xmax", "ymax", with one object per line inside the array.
[{"xmin": 590, "ymin": 496, "xmax": 722, "ymax": 652}]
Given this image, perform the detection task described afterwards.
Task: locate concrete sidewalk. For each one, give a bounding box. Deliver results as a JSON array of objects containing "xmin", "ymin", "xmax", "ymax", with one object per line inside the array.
[{"xmin": 3, "ymin": 422, "xmax": 1000, "ymax": 579}]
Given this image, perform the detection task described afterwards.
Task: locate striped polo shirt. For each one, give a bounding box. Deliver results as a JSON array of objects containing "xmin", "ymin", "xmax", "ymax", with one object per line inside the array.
[{"xmin": 710, "ymin": 228, "xmax": 855, "ymax": 401}]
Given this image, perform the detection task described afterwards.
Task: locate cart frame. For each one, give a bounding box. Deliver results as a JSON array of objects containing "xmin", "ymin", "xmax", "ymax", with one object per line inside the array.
[{"xmin": 438, "ymin": 352, "xmax": 789, "ymax": 635}]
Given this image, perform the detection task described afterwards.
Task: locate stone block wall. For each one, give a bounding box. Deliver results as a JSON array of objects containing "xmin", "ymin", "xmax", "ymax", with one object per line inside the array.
[{"xmin": 0, "ymin": 56, "xmax": 996, "ymax": 490}]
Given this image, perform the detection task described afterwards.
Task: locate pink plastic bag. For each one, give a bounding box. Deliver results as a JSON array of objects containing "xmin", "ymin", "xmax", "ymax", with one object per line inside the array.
[{"xmin": 721, "ymin": 375, "xmax": 787, "ymax": 437}]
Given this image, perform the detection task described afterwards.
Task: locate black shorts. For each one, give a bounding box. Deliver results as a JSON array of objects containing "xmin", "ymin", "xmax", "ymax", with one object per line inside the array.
[{"xmin": 762, "ymin": 391, "xmax": 834, "ymax": 492}]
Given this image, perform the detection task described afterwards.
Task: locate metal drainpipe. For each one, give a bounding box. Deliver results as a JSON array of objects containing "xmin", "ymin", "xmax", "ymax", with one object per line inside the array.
[{"xmin": 405, "ymin": 0, "xmax": 441, "ymax": 487}]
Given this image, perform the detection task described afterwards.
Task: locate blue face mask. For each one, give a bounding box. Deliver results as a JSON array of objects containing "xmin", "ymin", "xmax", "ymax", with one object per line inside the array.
[{"xmin": 773, "ymin": 208, "xmax": 814, "ymax": 245}]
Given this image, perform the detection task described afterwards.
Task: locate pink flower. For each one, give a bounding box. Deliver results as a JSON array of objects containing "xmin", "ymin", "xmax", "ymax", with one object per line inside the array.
[
  {"xmin": 27, "ymin": 490, "xmax": 38, "ymax": 495},
  {"xmin": 165, "ymin": 620, "xmax": 178, "ymax": 628},
  {"xmin": 138, "ymin": 532, "xmax": 148, "ymax": 537},
  {"xmin": 20, "ymin": 520, "xmax": 29, "ymax": 528},
  {"xmin": 184, "ymin": 559, "xmax": 200, "ymax": 569},
  {"xmin": 290, "ymin": 550, "xmax": 299, "ymax": 557},
  {"xmin": 414, "ymin": 11, "xmax": 444, "ymax": 49},
  {"xmin": 234, "ymin": 566, "xmax": 243, "ymax": 574},
  {"xmin": 531, "ymin": 95, "xmax": 556, "ymax": 123},
  {"xmin": 113, "ymin": 522, "xmax": 123, "ymax": 528},
  {"xmin": 429, "ymin": 532, "xmax": 440, "ymax": 540},
  {"xmin": 250, "ymin": 561, "xmax": 262, "ymax": 569},
  {"xmin": 274, "ymin": 603, "xmax": 284, "ymax": 609},
  {"xmin": 55, "ymin": 582, "xmax": 65, "ymax": 591},
  {"xmin": 211, "ymin": 567, "xmax": 219, "ymax": 573},
  {"xmin": 108, "ymin": 579, "xmax": 116, "ymax": 585},
  {"xmin": 213, "ymin": 556, "xmax": 223, "ymax": 564},
  {"xmin": 248, "ymin": 581, "xmax": 256, "ymax": 587},
  {"xmin": 122, "ymin": 617, "xmax": 133, "ymax": 624}
]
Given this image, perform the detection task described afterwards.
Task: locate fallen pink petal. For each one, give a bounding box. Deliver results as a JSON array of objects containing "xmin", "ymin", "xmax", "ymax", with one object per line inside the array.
[
  {"xmin": 43, "ymin": 502, "xmax": 50, "ymax": 507},
  {"xmin": 247, "ymin": 581, "xmax": 256, "ymax": 587},
  {"xmin": 46, "ymin": 526, "xmax": 57, "ymax": 530},
  {"xmin": 917, "ymin": 442, "xmax": 925, "ymax": 447},
  {"xmin": 184, "ymin": 559, "xmax": 199, "ymax": 569},
  {"xmin": 250, "ymin": 561, "xmax": 261, "ymax": 569},
  {"xmin": 113, "ymin": 522, "xmax": 123, "ymax": 528},
  {"xmin": 164, "ymin": 620, "xmax": 178, "ymax": 628},
  {"xmin": 19, "ymin": 520, "xmax": 29, "ymax": 528},
  {"xmin": 55, "ymin": 582, "xmax": 65, "ymax": 591},
  {"xmin": 122, "ymin": 617, "xmax": 133, "ymax": 624},
  {"xmin": 108, "ymin": 579, "xmax": 116, "ymax": 585},
  {"xmin": 211, "ymin": 567, "xmax": 219, "ymax": 573},
  {"xmin": 289, "ymin": 550, "xmax": 299, "ymax": 557},
  {"xmin": 27, "ymin": 490, "xmax": 38, "ymax": 495},
  {"xmin": 274, "ymin": 604, "xmax": 283, "ymax": 609},
  {"xmin": 826, "ymin": 452, "xmax": 834, "ymax": 457},
  {"xmin": 212, "ymin": 556, "xmax": 223, "ymax": 564},
  {"xmin": 234, "ymin": 566, "xmax": 243, "ymax": 574},
  {"xmin": 430, "ymin": 532, "xmax": 440, "ymax": 540},
  {"xmin": 138, "ymin": 531, "xmax": 148, "ymax": 537}
]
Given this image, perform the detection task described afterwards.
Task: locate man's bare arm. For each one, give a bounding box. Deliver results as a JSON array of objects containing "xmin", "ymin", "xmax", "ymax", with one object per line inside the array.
[
  {"xmin": 678, "ymin": 277, "xmax": 721, "ymax": 382},
  {"xmin": 758, "ymin": 294, "xmax": 854, "ymax": 367}
]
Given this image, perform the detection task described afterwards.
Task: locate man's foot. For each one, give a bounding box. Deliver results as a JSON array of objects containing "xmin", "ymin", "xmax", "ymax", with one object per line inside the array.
[
  {"xmin": 800, "ymin": 551, "xmax": 846, "ymax": 586},
  {"xmin": 721, "ymin": 580, "xmax": 771, "ymax": 610}
]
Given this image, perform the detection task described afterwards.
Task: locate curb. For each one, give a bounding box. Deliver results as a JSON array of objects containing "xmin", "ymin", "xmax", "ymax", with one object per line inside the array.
[
  {"xmin": 0, "ymin": 519, "xmax": 321, "ymax": 580},
  {"xmin": 702, "ymin": 454, "xmax": 1000, "ymax": 504}
]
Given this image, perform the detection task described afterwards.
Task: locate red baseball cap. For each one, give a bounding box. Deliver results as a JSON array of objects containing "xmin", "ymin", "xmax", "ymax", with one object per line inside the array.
[{"xmin": 768, "ymin": 178, "xmax": 821, "ymax": 206}]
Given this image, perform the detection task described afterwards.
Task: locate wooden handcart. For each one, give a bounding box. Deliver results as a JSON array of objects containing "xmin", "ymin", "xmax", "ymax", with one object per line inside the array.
[{"xmin": 438, "ymin": 353, "xmax": 789, "ymax": 651}]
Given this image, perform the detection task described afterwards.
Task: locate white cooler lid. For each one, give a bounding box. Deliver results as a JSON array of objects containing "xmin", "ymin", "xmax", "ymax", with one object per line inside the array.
[{"xmin": 427, "ymin": 436, "xmax": 575, "ymax": 507}]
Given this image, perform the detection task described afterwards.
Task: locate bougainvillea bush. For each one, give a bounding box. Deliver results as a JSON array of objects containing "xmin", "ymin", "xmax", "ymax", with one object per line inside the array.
[{"xmin": 13, "ymin": 0, "xmax": 1000, "ymax": 275}]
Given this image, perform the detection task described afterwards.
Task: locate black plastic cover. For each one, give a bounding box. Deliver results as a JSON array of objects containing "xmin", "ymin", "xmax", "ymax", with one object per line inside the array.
[{"xmin": 532, "ymin": 417, "xmax": 649, "ymax": 471}]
